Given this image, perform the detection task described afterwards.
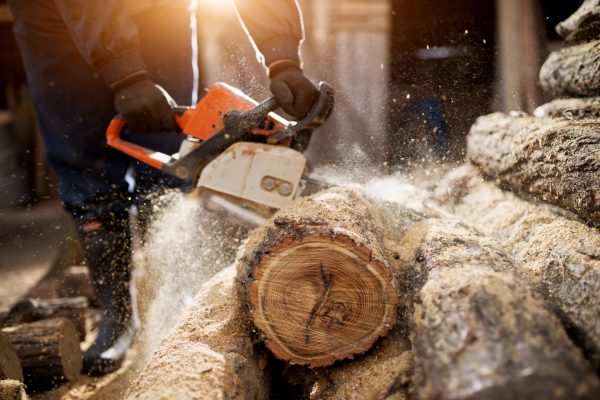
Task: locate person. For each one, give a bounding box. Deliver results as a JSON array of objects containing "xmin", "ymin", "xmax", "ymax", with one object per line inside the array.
[{"xmin": 7, "ymin": 0, "xmax": 319, "ymax": 376}]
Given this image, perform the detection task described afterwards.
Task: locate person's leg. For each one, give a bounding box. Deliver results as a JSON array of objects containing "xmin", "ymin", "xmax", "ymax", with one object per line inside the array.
[{"xmin": 8, "ymin": 0, "xmax": 135, "ymax": 375}]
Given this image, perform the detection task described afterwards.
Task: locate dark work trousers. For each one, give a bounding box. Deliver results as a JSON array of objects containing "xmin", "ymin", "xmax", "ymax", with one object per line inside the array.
[{"xmin": 8, "ymin": 0, "xmax": 195, "ymax": 222}]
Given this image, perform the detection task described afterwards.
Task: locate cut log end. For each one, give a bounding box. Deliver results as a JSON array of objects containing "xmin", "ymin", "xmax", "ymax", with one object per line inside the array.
[
  {"xmin": 3, "ymin": 318, "xmax": 82, "ymax": 389},
  {"xmin": 249, "ymin": 236, "xmax": 397, "ymax": 368},
  {"xmin": 243, "ymin": 187, "xmax": 398, "ymax": 368}
]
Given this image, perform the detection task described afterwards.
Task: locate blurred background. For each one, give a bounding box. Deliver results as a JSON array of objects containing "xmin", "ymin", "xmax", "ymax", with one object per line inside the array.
[{"xmin": 0, "ymin": 0, "xmax": 584, "ymax": 306}]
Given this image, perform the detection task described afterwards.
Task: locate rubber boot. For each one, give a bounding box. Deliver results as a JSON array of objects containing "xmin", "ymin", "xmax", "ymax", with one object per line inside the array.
[{"xmin": 77, "ymin": 215, "xmax": 137, "ymax": 376}]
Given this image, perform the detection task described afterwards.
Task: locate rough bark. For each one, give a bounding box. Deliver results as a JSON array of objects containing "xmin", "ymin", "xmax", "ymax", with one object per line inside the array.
[
  {"xmin": 435, "ymin": 164, "xmax": 600, "ymax": 369},
  {"xmin": 539, "ymin": 40, "xmax": 600, "ymax": 97},
  {"xmin": 534, "ymin": 97, "xmax": 600, "ymax": 119},
  {"xmin": 0, "ymin": 380, "xmax": 28, "ymax": 400},
  {"xmin": 2, "ymin": 297, "xmax": 88, "ymax": 340},
  {"xmin": 556, "ymin": 0, "xmax": 600, "ymax": 43},
  {"xmin": 126, "ymin": 265, "xmax": 270, "ymax": 400},
  {"xmin": 467, "ymin": 112, "xmax": 600, "ymax": 227},
  {"xmin": 396, "ymin": 215, "xmax": 599, "ymax": 399},
  {"xmin": 2, "ymin": 318, "xmax": 82, "ymax": 390},
  {"xmin": 0, "ymin": 331, "xmax": 22, "ymax": 382},
  {"xmin": 238, "ymin": 187, "xmax": 398, "ymax": 368}
]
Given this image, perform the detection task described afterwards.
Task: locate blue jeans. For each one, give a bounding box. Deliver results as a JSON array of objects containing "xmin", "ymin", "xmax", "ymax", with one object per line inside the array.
[{"xmin": 9, "ymin": 0, "xmax": 195, "ymax": 222}]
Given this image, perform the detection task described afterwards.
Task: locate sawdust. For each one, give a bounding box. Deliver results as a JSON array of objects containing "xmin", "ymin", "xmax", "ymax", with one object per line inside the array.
[
  {"xmin": 135, "ymin": 190, "xmax": 249, "ymax": 364},
  {"xmin": 126, "ymin": 265, "xmax": 270, "ymax": 400},
  {"xmin": 307, "ymin": 327, "xmax": 414, "ymax": 400}
]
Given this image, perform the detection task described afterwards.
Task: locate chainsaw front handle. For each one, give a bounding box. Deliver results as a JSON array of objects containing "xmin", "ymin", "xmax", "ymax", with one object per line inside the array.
[{"xmin": 105, "ymin": 108, "xmax": 189, "ymax": 170}]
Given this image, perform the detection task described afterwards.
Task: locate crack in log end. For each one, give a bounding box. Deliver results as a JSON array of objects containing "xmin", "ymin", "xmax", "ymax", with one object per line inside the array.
[{"xmin": 305, "ymin": 264, "xmax": 334, "ymax": 345}]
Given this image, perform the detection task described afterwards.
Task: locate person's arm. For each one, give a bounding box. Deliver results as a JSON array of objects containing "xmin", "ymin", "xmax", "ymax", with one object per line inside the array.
[
  {"xmin": 233, "ymin": 0, "xmax": 303, "ymax": 71},
  {"xmin": 53, "ymin": 0, "xmax": 178, "ymax": 132},
  {"xmin": 233, "ymin": 0, "xmax": 318, "ymax": 119},
  {"xmin": 53, "ymin": 0, "xmax": 147, "ymax": 88}
]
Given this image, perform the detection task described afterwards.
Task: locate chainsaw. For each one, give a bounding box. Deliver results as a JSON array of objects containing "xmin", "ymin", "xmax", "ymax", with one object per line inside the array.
[{"xmin": 106, "ymin": 81, "xmax": 334, "ymax": 221}]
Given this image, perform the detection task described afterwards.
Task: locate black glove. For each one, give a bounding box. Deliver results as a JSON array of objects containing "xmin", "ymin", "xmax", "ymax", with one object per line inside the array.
[
  {"xmin": 269, "ymin": 67, "xmax": 319, "ymax": 120},
  {"xmin": 113, "ymin": 78, "xmax": 178, "ymax": 133}
]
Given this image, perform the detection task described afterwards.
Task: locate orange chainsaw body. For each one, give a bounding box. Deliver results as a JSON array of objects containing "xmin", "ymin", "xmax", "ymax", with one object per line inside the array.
[
  {"xmin": 105, "ymin": 82, "xmax": 288, "ymax": 169},
  {"xmin": 176, "ymin": 83, "xmax": 288, "ymax": 140}
]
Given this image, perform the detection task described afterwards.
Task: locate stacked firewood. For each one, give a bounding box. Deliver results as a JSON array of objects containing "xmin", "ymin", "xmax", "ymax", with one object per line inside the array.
[
  {"xmin": 125, "ymin": 4, "xmax": 600, "ymax": 400},
  {"xmin": 0, "ymin": 266, "xmax": 97, "ymax": 394}
]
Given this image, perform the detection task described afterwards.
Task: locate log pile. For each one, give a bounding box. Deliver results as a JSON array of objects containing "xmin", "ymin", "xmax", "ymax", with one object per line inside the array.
[
  {"xmin": 0, "ymin": 265, "xmax": 100, "ymax": 395},
  {"xmin": 11, "ymin": 4, "xmax": 600, "ymax": 398},
  {"xmin": 131, "ymin": 187, "xmax": 600, "ymax": 399},
  {"xmin": 2, "ymin": 318, "xmax": 82, "ymax": 390},
  {"xmin": 126, "ymin": 4, "xmax": 600, "ymax": 399},
  {"xmin": 436, "ymin": 3, "xmax": 600, "ymax": 373}
]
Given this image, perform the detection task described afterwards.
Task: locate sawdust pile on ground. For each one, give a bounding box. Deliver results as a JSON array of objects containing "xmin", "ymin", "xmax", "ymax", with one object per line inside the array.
[{"xmin": 126, "ymin": 265, "xmax": 269, "ymax": 400}]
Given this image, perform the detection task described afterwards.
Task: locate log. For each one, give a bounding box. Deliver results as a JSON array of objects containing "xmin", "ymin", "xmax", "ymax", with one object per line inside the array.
[
  {"xmin": 556, "ymin": 0, "xmax": 600, "ymax": 43},
  {"xmin": 533, "ymin": 97, "xmax": 600, "ymax": 119},
  {"xmin": 298, "ymin": 327, "xmax": 414, "ymax": 400},
  {"xmin": 393, "ymin": 211, "xmax": 600, "ymax": 398},
  {"xmin": 2, "ymin": 318, "xmax": 82, "ymax": 389},
  {"xmin": 467, "ymin": 112, "xmax": 600, "ymax": 227},
  {"xmin": 321, "ymin": 192, "xmax": 600, "ymax": 399},
  {"xmin": 238, "ymin": 187, "xmax": 398, "ymax": 368},
  {"xmin": 539, "ymin": 40, "xmax": 600, "ymax": 97},
  {"xmin": 435, "ymin": 164, "xmax": 600, "ymax": 370},
  {"xmin": 27, "ymin": 266, "xmax": 96, "ymax": 306},
  {"xmin": 126, "ymin": 265, "xmax": 270, "ymax": 400},
  {"xmin": 0, "ymin": 331, "xmax": 22, "ymax": 381},
  {"xmin": 2, "ymin": 297, "xmax": 88, "ymax": 340},
  {"xmin": 0, "ymin": 380, "xmax": 28, "ymax": 400}
]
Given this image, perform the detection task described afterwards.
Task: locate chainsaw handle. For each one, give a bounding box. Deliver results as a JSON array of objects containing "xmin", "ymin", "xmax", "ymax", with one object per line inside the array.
[
  {"xmin": 105, "ymin": 109, "xmax": 190, "ymax": 169},
  {"xmin": 267, "ymin": 81, "xmax": 334, "ymax": 144}
]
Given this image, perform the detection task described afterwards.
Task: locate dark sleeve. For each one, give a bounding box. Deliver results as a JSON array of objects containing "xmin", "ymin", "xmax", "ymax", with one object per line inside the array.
[
  {"xmin": 232, "ymin": 0, "xmax": 304, "ymax": 67},
  {"xmin": 53, "ymin": 0, "xmax": 147, "ymax": 88}
]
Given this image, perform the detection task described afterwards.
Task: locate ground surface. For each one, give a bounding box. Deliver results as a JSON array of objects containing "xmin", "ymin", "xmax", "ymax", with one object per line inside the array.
[{"xmin": 0, "ymin": 201, "xmax": 70, "ymax": 312}]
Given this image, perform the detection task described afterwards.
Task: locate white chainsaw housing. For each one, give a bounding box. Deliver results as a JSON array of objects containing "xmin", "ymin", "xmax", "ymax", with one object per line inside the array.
[{"xmin": 197, "ymin": 142, "xmax": 306, "ymax": 209}]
